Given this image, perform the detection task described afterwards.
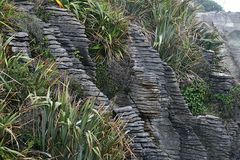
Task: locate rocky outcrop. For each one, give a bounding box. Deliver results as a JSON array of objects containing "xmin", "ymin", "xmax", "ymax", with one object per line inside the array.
[
  {"xmin": 209, "ymin": 72, "xmax": 235, "ymax": 93},
  {"xmin": 7, "ymin": 32, "xmax": 30, "ymax": 58},
  {"xmin": 114, "ymin": 25, "xmax": 240, "ymax": 159},
  {"xmin": 197, "ymin": 12, "xmax": 240, "ymax": 83},
  {"xmin": 42, "ymin": 7, "xmax": 107, "ymax": 104},
  {"xmin": 113, "ymin": 25, "xmax": 207, "ymax": 160},
  {"xmin": 191, "ymin": 116, "xmax": 231, "ymax": 159},
  {"xmin": 11, "ymin": 1, "xmax": 109, "ymax": 106},
  {"xmin": 197, "ymin": 11, "xmax": 240, "ymax": 123},
  {"xmin": 7, "ymin": 2, "xmax": 240, "ymax": 159},
  {"xmin": 114, "ymin": 106, "xmax": 170, "ymax": 160},
  {"xmin": 45, "ymin": 6, "xmax": 96, "ymax": 80}
]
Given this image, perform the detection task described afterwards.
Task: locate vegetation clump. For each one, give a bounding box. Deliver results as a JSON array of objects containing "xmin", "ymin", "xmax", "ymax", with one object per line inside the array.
[
  {"xmin": 0, "ymin": 0, "xmax": 132, "ymax": 158},
  {"xmin": 54, "ymin": 0, "xmax": 230, "ymax": 117},
  {"xmin": 57, "ymin": 0, "xmax": 128, "ymax": 62},
  {"xmin": 96, "ymin": 63, "xmax": 120, "ymax": 98},
  {"xmin": 210, "ymin": 85, "xmax": 240, "ymax": 119},
  {"xmin": 181, "ymin": 78, "xmax": 240, "ymax": 118},
  {"xmin": 0, "ymin": 38, "xmax": 131, "ymax": 159},
  {"xmin": 181, "ymin": 79, "xmax": 210, "ymax": 115},
  {"xmin": 109, "ymin": 0, "xmax": 222, "ymax": 80}
]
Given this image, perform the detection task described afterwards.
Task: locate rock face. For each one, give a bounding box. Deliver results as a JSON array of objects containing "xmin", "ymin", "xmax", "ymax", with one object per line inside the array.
[
  {"xmin": 8, "ymin": 2, "xmax": 240, "ymax": 159},
  {"xmin": 197, "ymin": 12, "xmax": 240, "ymax": 82},
  {"xmin": 114, "ymin": 25, "xmax": 207, "ymax": 159},
  {"xmin": 114, "ymin": 25, "xmax": 240, "ymax": 159},
  {"xmin": 197, "ymin": 11, "xmax": 240, "ymax": 123},
  {"xmin": 45, "ymin": 6, "xmax": 96, "ymax": 80},
  {"xmin": 7, "ymin": 32, "xmax": 31, "ymax": 58},
  {"xmin": 11, "ymin": 1, "xmax": 109, "ymax": 106}
]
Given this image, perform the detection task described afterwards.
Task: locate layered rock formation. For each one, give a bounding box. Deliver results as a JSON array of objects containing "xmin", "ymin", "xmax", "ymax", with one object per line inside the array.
[
  {"xmin": 114, "ymin": 25, "xmax": 239, "ymax": 160},
  {"xmin": 7, "ymin": 2, "xmax": 240, "ymax": 159},
  {"xmin": 12, "ymin": 1, "xmax": 109, "ymax": 106},
  {"xmin": 197, "ymin": 12, "xmax": 240, "ymax": 123},
  {"xmin": 197, "ymin": 12, "xmax": 240, "ymax": 82}
]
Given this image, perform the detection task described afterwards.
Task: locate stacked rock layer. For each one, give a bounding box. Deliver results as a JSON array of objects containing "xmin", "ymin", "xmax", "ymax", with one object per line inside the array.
[{"xmin": 7, "ymin": 2, "xmax": 240, "ymax": 159}]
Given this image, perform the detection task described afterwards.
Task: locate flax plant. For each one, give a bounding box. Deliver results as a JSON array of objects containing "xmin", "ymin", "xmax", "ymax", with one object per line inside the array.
[
  {"xmin": 0, "ymin": 99, "xmax": 24, "ymax": 159},
  {"xmin": 109, "ymin": 0, "xmax": 222, "ymax": 80},
  {"xmin": 0, "ymin": 0, "xmax": 16, "ymax": 31},
  {"xmin": 30, "ymin": 82, "xmax": 131, "ymax": 159},
  {"xmin": 56, "ymin": 0, "xmax": 128, "ymax": 62}
]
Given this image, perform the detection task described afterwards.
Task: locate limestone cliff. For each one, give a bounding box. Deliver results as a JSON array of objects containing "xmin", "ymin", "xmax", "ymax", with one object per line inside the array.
[
  {"xmin": 197, "ymin": 11, "xmax": 240, "ymax": 123},
  {"xmin": 197, "ymin": 12, "xmax": 240, "ymax": 82},
  {"xmin": 7, "ymin": 2, "xmax": 240, "ymax": 159}
]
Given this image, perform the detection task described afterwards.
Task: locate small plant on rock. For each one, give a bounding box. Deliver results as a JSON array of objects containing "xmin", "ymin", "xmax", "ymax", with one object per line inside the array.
[
  {"xmin": 30, "ymin": 82, "xmax": 132, "ymax": 159},
  {"xmin": 181, "ymin": 79, "xmax": 210, "ymax": 115}
]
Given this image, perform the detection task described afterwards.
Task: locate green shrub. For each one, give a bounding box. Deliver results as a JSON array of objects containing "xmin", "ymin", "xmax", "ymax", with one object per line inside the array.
[
  {"xmin": 212, "ymin": 84, "xmax": 240, "ymax": 119},
  {"xmin": 213, "ymin": 93, "xmax": 234, "ymax": 119},
  {"xmin": 0, "ymin": 100, "xmax": 24, "ymax": 159},
  {"xmin": 0, "ymin": 53, "xmax": 58, "ymax": 104},
  {"xmin": 0, "ymin": 0, "xmax": 15, "ymax": 31},
  {"xmin": 181, "ymin": 77, "xmax": 239, "ymax": 118},
  {"xmin": 111, "ymin": 0, "xmax": 200, "ymax": 76},
  {"xmin": 193, "ymin": 22, "xmax": 223, "ymax": 54},
  {"xmin": 57, "ymin": 0, "xmax": 128, "ymax": 62},
  {"xmin": 1, "ymin": 33, "xmax": 132, "ymax": 159},
  {"xmin": 111, "ymin": 0, "xmax": 222, "ymax": 80},
  {"xmin": 181, "ymin": 80, "xmax": 209, "ymax": 115},
  {"xmin": 230, "ymin": 84, "xmax": 240, "ymax": 105},
  {"xmin": 0, "ymin": 36, "xmax": 44, "ymax": 159},
  {"xmin": 30, "ymin": 82, "xmax": 131, "ymax": 159}
]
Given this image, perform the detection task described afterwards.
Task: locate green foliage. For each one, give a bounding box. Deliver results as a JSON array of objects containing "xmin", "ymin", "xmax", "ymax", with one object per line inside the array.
[
  {"xmin": 35, "ymin": 6, "xmax": 51, "ymax": 22},
  {"xmin": 212, "ymin": 84, "xmax": 240, "ymax": 119},
  {"xmin": 1, "ymin": 32, "xmax": 131, "ymax": 159},
  {"xmin": 96, "ymin": 63, "xmax": 120, "ymax": 98},
  {"xmin": 0, "ymin": 36, "xmax": 38, "ymax": 159},
  {"xmin": 1, "ymin": 51, "xmax": 57, "ymax": 158},
  {"xmin": 58, "ymin": 0, "xmax": 128, "ymax": 62},
  {"xmin": 194, "ymin": 23, "xmax": 223, "ymax": 52},
  {"xmin": 148, "ymin": 0, "xmax": 208, "ymax": 79},
  {"xmin": 181, "ymin": 80, "xmax": 209, "ymax": 115},
  {"xmin": 30, "ymin": 83, "xmax": 131, "ymax": 159},
  {"xmin": 0, "ymin": 53, "xmax": 58, "ymax": 104},
  {"xmin": 213, "ymin": 93, "xmax": 233, "ymax": 119},
  {"xmin": 182, "ymin": 77, "xmax": 239, "ymax": 118},
  {"xmin": 230, "ymin": 84, "xmax": 240, "ymax": 105},
  {"xmin": 29, "ymin": 37, "xmax": 54, "ymax": 59},
  {"xmin": 69, "ymin": 78, "xmax": 84, "ymax": 100},
  {"xmin": 195, "ymin": 0, "xmax": 223, "ymax": 12},
  {"xmin": 110, "ymin": 0, "xmax": 222, "ymax": 80},
  {"xmin": 0, "ymin": 0, "xmax": 16, "ymax": 31},
  {"xmin": 0, "ymin": 100, "xmax": 24, "ymax": 159}
]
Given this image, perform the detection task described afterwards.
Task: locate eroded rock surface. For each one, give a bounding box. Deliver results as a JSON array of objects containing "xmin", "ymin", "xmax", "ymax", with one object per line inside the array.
[
  {"xmin": 197, "ymin": 12, "xmax": 240, "ymax": 82},
  {"xmin": 114, "ymin": 25, "xmax": 240, "ymax": 159},
  {"xmin": 11, "ymin": 1, "xmax": 109, "ymax": 106},
  {"xmin": 7, "ymin": 2, "xmax": 240, "ymax": 159},
  {"xmin": 197, "ymin": 11, "xmax": 240, "ymax": 123}
]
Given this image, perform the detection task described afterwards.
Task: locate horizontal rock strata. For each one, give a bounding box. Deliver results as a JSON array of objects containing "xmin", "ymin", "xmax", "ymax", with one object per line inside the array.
[
  {"xmin": 8, "ymin": 2, "xmax": 240, "ymax": 159},
  {"xmin": 114, "ymin": 24, "xmax": 240, "ymax": 160},
  {"xmin": 12, "ymin": 1, "xmax": 109, "ymax": 106}
]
